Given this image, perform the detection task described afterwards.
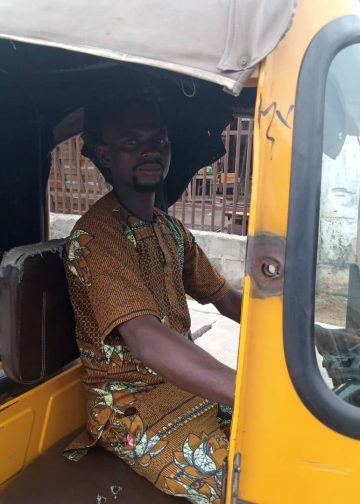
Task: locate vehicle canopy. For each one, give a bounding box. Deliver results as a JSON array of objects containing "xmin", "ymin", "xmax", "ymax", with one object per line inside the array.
[
  {"xmin": 0, "ymin": 0, "xmax": 296, "ymax": 96},
  {"xmin": 0, "ymin": 0, "xmax": 296, "ymax": 253}
]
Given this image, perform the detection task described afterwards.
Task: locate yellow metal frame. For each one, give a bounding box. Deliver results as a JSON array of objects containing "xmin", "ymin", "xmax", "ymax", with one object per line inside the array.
[
  {"xmin": 0, "ymin": 363, "xmax": 86, "ymax": 492},
  {"xmin": 227, "ymin": 1, "xmax": 360, "ymax": 503}
]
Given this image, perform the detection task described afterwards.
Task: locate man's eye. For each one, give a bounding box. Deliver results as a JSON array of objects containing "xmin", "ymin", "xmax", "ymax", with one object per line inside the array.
[
  {"xmin": 124, "ymin": 139, "xmax": 137, "ymax": 146},
  {"xmin": 157, "ymin": 137, "xmax": 168, "ymax": 146}
]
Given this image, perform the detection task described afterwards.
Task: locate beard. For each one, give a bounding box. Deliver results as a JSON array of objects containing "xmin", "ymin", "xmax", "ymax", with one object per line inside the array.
[{"xmin": 132, "ymin": 174, "xmax": 164, "ymax": 193}]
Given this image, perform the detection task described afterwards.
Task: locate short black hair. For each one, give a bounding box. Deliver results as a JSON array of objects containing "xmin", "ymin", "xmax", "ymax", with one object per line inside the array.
[{"xmin": 82, "ymin": 85, "xmax": 165, "ymax": 184}]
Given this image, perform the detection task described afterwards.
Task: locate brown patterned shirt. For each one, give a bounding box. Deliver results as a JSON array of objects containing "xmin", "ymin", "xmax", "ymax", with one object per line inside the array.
[{"xmin": 64, "ymin": 191, "xmax": 230, "ymax": 455}]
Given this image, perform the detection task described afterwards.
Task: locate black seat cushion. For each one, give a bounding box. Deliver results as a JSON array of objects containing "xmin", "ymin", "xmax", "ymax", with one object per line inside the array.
[
  {"xmin": 1, "ymin": 431, "xmax": 179, "ymax": 503},
  {"xmin": 0, "ymin": 240, "xmax": 78, "ymax": 384}
]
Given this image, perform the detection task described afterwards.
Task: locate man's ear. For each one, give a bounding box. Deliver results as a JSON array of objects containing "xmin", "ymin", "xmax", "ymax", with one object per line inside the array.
[{"xmin": 95, "ymin": 144, "xmax": 112, "ymax": 168}]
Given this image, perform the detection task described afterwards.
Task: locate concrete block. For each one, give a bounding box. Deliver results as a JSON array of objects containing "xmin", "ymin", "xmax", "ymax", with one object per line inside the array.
[
  {"xmin": 192, "ymin": 230, "xmax": 246, "ymax": 288},
  {"xmin": 318, "ymin": 217, "xmax": 357, "ymax": 263}
]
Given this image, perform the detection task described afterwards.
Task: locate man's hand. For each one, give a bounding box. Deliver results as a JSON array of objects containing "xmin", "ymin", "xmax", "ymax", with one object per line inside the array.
[
  {"xmin": 315, "ymin": 324, "xmax": 360, "ymax": 355},
  {"xmin": 213, "ymin": 287, "xmax": 242, "ymax": 323},
  {"xmin": 118, "ymin": 316, "xmax": 236, "ymax": 406}
]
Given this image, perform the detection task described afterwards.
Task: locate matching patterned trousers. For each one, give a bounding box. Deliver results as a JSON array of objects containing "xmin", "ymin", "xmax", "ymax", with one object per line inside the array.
[{"xmin": 99, "ymin": 382, "xmax": 232, "ymax": 503}]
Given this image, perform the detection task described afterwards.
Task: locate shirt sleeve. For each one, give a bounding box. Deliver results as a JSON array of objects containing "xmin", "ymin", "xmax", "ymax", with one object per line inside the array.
[
  {"xmin": 181, "ymin": 226, "xmax": 231, "ymax": 304},
  {"xmin": 65, "ymin": 223, "xmax": 161, "ymax": 339}
]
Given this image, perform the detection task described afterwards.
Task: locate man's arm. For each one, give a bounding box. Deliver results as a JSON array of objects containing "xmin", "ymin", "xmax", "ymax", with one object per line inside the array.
[
  {"xmin": 213, "ymin": 287, "xmax": 242, "ymax": 323},
  {"xmin": 315, "ymin": 324, "xmax": 360, "ymax": 355},
  {"xmin": 118, "ymin": 315, "xmax": 236, "ymax": 406}
]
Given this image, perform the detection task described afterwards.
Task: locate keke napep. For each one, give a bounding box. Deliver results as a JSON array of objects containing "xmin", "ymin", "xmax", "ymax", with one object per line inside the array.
[{"xmin": 1, "ymin": 0, "xmax": 360, "ymax": 503}]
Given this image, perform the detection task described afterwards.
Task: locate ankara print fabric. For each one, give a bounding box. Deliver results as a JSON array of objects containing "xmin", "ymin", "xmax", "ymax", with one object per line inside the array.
[
  {"xmin": 98, "ymin": 383, "xmax": 230, "ymax": 504},
  {"xmin": 63, "ymin": 191, "xmax": 231, "ymax": 501},
  {"xmin": 66, "ymin": 229, "xmax": 93, "ymax": 287}
]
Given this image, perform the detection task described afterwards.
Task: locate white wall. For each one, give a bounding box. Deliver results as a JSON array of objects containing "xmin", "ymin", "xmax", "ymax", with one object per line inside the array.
[{"xmin": 317, "ymin": 136, "xmax": 360, "ymax": 296}]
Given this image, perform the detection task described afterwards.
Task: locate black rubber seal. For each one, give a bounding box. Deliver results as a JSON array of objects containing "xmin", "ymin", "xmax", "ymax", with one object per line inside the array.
[{"xmin": 284, "ymin": 15, "xmax": 360, "ymax": 439}]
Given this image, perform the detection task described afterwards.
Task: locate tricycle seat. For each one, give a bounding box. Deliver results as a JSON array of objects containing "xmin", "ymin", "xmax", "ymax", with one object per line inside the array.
[{"xmin": 1, "ymin": 431, "xmax": 178, "ymax": 503}]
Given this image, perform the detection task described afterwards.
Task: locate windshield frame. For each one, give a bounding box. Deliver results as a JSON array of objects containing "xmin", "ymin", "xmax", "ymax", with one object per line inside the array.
[{"xmin": 284, "ymin": 14, "xmax": 360, "ymax": 439}]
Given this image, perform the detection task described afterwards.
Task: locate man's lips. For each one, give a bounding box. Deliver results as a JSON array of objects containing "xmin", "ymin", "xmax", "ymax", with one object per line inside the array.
[{"xmin": 135, "ymin": 161, "xmax": 164, "ymax": 174}]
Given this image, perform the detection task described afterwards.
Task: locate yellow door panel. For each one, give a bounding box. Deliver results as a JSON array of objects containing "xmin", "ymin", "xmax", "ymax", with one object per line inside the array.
[
  {"xmin": 0, "ymin": 408, "xmax": 34, "ymax": 485},
  {"xmin": 228, "ymin": 0, "xmax": 360, "ymax": 503},
  {"xmin": 0, "ymin": 363, "xmax": 86, "ymax": 491},
  {"xmin": 39, "ymin": 378, "xmax": 86, "ymax": 452}
]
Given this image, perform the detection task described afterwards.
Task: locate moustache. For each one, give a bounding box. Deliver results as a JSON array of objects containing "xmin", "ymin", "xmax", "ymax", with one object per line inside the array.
[{"xmin": 133, "ymin": 160, "xmax": 164, "ymax": 172}]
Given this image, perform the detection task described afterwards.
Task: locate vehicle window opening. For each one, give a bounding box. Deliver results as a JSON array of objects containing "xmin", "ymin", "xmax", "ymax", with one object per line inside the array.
[
  {"xmin": 48, "ymin": 115, "xmax": 254, "ymax": 236},
  {"xmin": 315, "ymin": 43, "xmax": 360, "ymax": 404},
  {"xmin": 284, "ymin": 16, "xmax": 360, "ymax": 439}
]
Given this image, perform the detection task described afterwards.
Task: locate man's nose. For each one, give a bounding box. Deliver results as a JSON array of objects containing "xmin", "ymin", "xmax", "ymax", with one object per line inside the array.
[{"xmin": 141, "ymin": 144, "xmax": 161, "ymax": 159}]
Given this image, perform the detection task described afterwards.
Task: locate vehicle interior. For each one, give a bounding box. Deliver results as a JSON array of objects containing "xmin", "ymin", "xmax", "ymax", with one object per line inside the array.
[{"xmin": 0, "ymin": 40, "xmax": 257, "ymax": 502}]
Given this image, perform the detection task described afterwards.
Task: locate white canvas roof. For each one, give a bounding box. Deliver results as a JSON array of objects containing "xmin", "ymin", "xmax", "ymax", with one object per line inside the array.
[{"xmin": 0, "ymin": 0, "xmax": 296, "ymax": 96}]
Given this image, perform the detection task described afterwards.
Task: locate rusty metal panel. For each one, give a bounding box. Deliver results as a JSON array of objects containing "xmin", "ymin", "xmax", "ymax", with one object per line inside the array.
[{"xmin": 246, "ymin": 234, "xmax": 286, "ymax": 297}]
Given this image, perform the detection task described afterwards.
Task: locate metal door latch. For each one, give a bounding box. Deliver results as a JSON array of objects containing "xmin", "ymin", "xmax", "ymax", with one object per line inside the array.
[{"xmin": 230, "ymin": 452, "xmax": 255, "ymax": 504}]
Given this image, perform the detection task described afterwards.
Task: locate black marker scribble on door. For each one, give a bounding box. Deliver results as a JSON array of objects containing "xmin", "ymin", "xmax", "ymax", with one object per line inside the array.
[{"xmin": 259, "ymin": 95, "xmax": 294, "ymax": 157}]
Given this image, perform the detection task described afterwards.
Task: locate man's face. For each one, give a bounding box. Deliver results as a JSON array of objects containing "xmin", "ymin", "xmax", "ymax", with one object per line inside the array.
[{"xmin": 96, "ymin": 109, "xmax": 171, "ymax": 194}]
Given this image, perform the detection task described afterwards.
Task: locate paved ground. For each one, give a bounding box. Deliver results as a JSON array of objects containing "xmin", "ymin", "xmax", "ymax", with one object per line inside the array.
[
  {"xmin": 188, "ymin": 299, "xmax": 240, "ymax": 370},
  {"xmin": 189, "ymin": 299, "xmax": 333, "ymax": 389}
]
